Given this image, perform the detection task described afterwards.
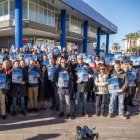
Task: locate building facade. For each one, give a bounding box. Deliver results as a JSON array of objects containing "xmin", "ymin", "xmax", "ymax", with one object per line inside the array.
[{"xmin": 0, "ymin": 0, "xmax": 117, "ymax": 54}]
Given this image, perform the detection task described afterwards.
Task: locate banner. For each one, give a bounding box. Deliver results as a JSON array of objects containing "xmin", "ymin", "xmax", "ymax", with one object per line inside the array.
[
  {"xmin": 76, "ymin": 67, "xmax": 89, "ymax": 82},
  {"xmin": 0, "ymin": 74, "xmax": 6, "ymax": 89},
  {"xmin": 114, "ymin": 52, "xmax": 122, "ymax": 60},
  {"xmin": 126, "ymin": 72, "xmax": 136, "ymax": 86},
  {"xmin": 28, "ymin": 71, "xmax": 39, "ymax": 84},
  {"xmin": 25, "ymin": 54, "xmax": 31, "ymax": 65},
  {"xmin": 53, "ymin": 47, "xmax": 60, "ymax": 55},
  {"xmin": 105, "ymin": 53, "xmax": 114, "ymax": 65},
  {"xmin": 86, "ymin": 57, "xmax": 94, "ymax": 67},
  {"xmin": 37, "ymin": 53, "xmax": 43, "ymax": 60},
  {"xmin": 0, "ymin": 54, "xmax": 3, "ymax": 64},
  {"xmin": 43, "ymin": 61, "xmax": 49, "ymax": 67},
  {"xmin": 17, "ymin": 52, "xmax": 24, "ymax": 60},
  {"xmin": 47, "ymin": 52, "xmax": 53, "ymax": 58},
  {"xmin": 58, "ymin": 72, "xmax": 69, "ymax": 88},
  {"xmin": 12, "ymin": 69, "xmax": 22, "ymax": 83},
  {"xmin": 47, "ymin": 66, "xmax": 56, "ymax": 81},
  {"xmin": 32, "ymin": 55, "xmax": 37, "ymax": 61},
  {"xmin": 108, "ymin": 78, "xmax": 119, "ymax": 93},
  {"xmin": 69, "ymin": 54, "xmax": 77, "ymax": 60},
  {"xmin": 130, "ymin": 56, "xmax": 140, "ymax": 66}
]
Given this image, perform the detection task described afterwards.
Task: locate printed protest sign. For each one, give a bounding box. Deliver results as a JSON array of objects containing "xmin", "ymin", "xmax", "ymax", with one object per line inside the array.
[
  {"xmin": 12, "ymin": 69, "xmax": 22, "ymax": 83},
  {"xmin": 108, "ymin": 78, "xmax": 120, "ymax": 93},
  {"xmin": 58, "ymin": 72, "xmax": 69, "ymax": 88},
  {"xmin": 0, "ymin": 74, "xmax": 6, "ymax": 89}
]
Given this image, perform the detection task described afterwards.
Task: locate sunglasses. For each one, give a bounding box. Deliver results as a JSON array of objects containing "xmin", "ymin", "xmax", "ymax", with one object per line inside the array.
[{"xmin": 100, "ymin": 68, "xmax": 105, "ymax": 70}]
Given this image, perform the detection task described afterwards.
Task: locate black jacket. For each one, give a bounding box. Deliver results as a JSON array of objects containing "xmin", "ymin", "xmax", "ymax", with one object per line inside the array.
[
  {"xmin": 72, "ymin": 62, "xmax": 93, "ymax": 93},
  {"xmin": 54, "ymin": 65, "xmax": 73, "ymax": 90}
]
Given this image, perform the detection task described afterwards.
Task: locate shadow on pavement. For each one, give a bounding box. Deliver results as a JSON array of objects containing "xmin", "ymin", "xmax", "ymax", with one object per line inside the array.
[
  {"xmin": 0, "ymin": 118, "xmax": 66, "ymax": 131},
  {"xmin": 26, "ymin": 134, "xmax": 61, "ymax": 140}
]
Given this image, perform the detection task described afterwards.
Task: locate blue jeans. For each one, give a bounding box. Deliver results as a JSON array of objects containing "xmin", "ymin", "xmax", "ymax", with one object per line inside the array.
[
  {"xmin": 109, "ymin": 92, "xmax": 125, "ymax": 115},
  {"xmin": 74, "ymin": 92, "xmax": 87, "ymax": 113},
  {"xmin": 12, "ymin": 88, "xmax": 25, "ymax": 112},
  {"xmin": 13, "ymin": 97, "xmax": 25, "ymax": 112}
]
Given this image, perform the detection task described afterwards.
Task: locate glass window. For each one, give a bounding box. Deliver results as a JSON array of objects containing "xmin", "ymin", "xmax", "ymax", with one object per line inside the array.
[
  {"xmin": 28, "ymin": 1, "xmax": 55, "ymax": 27},
  {"xmin": 0, "ymin": 0, "xmax": 8, "ymax": 17},
  {"xmin": 69, "ymin": 15, "xmax": 82, "ymax": 34},
  {"xmin": 0, "ymin": 3, "xmax": 3, "ymax": 16},
  {"xmin": 47, "ymin": 10, "xmax": 51, "ymax": 26},
  {"xmin": 23, "ymin": 0, "xmax": 27, "ymax": 19},
  {"xmin": 52, "ymin": 11, "xmax": 55, "ymax": 27},
  {"xmin": 35, "ymin": 5, "xmax": 38, "ymax": 22},
  {"xmin": 44, "ymin": 9, "xmax": 47, "ymax": 25},
  {"xmin": 4, "ymin": 1, "xmax": 8, "ymax": 15},
  {"xmin": 38, "ymin": 6, "xmax": 44, "ymax": 24},
  {"xmin": 10, "ymin": 0, "xmax": 14, "ymax": 19},
  {"xmin": 29, "ymin": 2, "xmax": 35, "ymax": 21},
  {"xmin": 0, "ymin": 0, "xmax": 6, "ymax": 3}
]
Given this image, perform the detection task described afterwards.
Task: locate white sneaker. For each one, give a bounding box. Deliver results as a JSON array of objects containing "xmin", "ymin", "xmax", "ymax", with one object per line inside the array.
[{"xmin": 118, "ymin": 115, "xmax": 127, "ymax": 120}]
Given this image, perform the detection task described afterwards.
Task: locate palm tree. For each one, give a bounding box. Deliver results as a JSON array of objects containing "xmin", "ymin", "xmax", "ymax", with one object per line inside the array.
[
  {"xmin": 112, "ymin": 42, "xmax": 121, "ymax": 52},
  {"xmin": 123, "ymin": 32, "xmax": 140, "ymax": 50}
]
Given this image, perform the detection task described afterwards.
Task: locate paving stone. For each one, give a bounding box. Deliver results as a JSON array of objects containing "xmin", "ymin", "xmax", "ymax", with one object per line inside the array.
[{"xmin": 0, "ymin": 102, "xmax": 139, "ymax": 140}]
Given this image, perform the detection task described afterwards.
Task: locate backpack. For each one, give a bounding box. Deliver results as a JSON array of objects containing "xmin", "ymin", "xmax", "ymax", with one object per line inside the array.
[{"xmin": 75, "ymin": 126, "xmax": 99, "ymax": 140}]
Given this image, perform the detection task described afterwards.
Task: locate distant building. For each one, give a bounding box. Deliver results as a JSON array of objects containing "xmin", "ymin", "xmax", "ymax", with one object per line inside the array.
[{"xmin": 0, "ymin": 0, "xmax": 117, "ymax": 55}]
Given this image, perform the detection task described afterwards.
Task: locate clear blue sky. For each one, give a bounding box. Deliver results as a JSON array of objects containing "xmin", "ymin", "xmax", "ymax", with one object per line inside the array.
[{"xmin": 83, "ymin": 0, "xmax": 140, "ymax": 49}]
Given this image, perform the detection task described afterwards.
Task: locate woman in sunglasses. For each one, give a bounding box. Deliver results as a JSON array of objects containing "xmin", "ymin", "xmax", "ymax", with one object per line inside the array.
[{"xmin": 95, "ymin": 64, "xmax": 109, "ymax": 117}]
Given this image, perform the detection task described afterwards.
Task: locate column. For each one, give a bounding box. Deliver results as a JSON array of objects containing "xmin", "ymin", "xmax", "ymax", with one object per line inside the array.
[
  {"xmin": 15, "ymin": 0, "xmax": 23, "ymax": 48},
  {"xmin": 83, "ymin": 21, "xmax": 88, "ymax": 54},
  {"xmin": 60, "ymin": 10, "xmax": 66, "ymax": 49},
  {"xmin": 106, "ymin": 33, "xmax": 109, "ymax": 53},
  {"xmin": 96, "ymin": 27, "xmax": 101, "ymax": 55}
]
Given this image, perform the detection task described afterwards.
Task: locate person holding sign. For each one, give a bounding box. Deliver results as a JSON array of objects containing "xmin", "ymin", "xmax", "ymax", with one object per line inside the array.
[
  {"xmin": 122, "ymin": 63, "xmax": 137, "ymax": 115},
  {"xmin": 11, "ymin": 60, "xmax": 28, "ymax": 116},
  {"xmin": 28, "ymin": 59, "xmax": 42, "ymax": 112},
  {"xmin": 95, "ymin": 65, "xmax": 109, "ymax": 117},
  {"xmin": 73, "ymin": 54, "xmax": 93, "ymax": 117},
  {"xmin": 108, "ymin": 63, "xmax": 128, "ymax": 119},
  {"xmin": 47, "ymin": 58, "xmax": 58, "ymax": 110},
  {"xmin": 54, "ymin": 58, "xmax": 73, "ymax": 119},
  {"xmin": 2, "ymin": 60, "xmax": 12, "ymax": 114},
  {"xmin": 0, "ymin": 64, "xmax": 7, "ymax": 119}
]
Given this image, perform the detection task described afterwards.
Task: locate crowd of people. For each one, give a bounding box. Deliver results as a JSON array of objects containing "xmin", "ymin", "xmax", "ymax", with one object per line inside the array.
[{"xmin": 0, "ymin": 46, "xmax": 140, "ymax": 120}]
